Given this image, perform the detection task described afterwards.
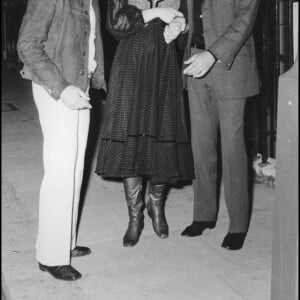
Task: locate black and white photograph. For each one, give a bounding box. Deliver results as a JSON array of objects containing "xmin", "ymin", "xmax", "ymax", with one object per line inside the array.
[{"xmin": 1, "ymin": 0, "xmax": 298, "ymax": 299}]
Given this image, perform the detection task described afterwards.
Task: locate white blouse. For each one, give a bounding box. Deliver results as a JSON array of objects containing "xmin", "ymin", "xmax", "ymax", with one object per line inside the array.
[{"xmin": 128, "ymin": 0, "xmax": 180, "ymax": 11}]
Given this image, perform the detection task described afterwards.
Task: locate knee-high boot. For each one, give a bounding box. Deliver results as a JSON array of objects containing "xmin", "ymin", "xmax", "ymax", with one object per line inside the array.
[
  {"xmin": 123, "ymin": 177, "xmax": 144, "ymax": 247},
  {"xmin": 146, "ymin": 182, "xmax": 168, "ymax": 238}
]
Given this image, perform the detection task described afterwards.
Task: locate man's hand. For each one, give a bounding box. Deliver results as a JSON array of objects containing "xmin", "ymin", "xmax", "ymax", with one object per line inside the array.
[
  {"xmin": 60, "ymin": 85, "xmax": 92, "ymax": 110},
  {"xmin": 183, "ymin": 50, "xmax": 216, "ymax": 78}
]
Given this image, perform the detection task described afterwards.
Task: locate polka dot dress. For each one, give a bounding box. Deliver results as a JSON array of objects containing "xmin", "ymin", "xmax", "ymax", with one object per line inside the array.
[{"xmin": 96, "ymin": 0, "xmax": 194, "ymax": 184}]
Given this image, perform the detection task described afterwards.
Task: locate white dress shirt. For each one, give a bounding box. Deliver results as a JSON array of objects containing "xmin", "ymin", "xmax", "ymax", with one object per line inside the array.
[{"xmin": 88, "ymin": 0, "xmax": 97, "ymax": 75}]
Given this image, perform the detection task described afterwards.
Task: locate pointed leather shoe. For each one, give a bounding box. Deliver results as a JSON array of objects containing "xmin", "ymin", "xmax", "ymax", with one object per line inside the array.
[
  {"xmin": 39, "ymin": 263, "xmax": 81, "ymax": 281},
  {"xmin": 181, "ymin": 221, "xmax": 216, "ymax": 237},
  {"xmin": 221, "ymin": 232, "xmax": 247, "ymax": 250},
  {"xmin": 71, "ymin": 246, "xmax": 91, "ymax": 257}
]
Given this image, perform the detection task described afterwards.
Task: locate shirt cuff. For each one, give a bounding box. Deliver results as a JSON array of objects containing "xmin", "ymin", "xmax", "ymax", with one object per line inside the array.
[{"xmin": 206, "ymin": 49, "xmax": 218, "ymax": 62}]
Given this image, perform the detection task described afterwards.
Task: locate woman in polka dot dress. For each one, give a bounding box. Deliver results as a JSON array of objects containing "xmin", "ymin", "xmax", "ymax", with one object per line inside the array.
[{"xmin": 96, "ymin": 0, "xmax": 194, "ymax": 247}]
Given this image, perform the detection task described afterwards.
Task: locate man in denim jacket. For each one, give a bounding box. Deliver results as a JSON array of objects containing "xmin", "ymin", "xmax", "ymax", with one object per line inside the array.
[{"xmin": 17, "ymin": 0, "xmax": 106, "ymax": 281}]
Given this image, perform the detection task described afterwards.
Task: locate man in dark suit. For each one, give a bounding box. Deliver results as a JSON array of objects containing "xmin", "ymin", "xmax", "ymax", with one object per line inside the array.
[{"xmin": 181, "ymin": 0, "xmax": 260, "ymax": 250}]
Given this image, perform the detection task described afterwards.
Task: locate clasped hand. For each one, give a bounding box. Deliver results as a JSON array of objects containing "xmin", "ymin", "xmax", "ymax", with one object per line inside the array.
[
  {"xmin": 142, "ymin": 8, "xmax": 186, "ymax": 43},
  {"xmin": 164, "ymin": 16, "xmax": 186, "ymax": 44}
]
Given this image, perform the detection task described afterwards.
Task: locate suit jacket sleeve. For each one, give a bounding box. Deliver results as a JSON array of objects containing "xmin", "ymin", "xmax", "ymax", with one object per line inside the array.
[
  {"xmin": 17, "ymin": 0, "xmax": 69, "ymax": 99},
  {"xmin": 207, "ymin": 0, "xmax": 260, "ymax": 70}
]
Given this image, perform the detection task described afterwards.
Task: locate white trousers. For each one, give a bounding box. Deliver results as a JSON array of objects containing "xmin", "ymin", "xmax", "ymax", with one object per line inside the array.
[{"xmin": 32, "ymin": 83, "xmax": 90, "ymax": 266}]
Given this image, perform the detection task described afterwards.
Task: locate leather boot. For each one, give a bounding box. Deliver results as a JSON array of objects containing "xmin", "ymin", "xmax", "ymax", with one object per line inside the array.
[
  {"xmin": 146, "ymin": 182, "xmax": 168, "ymax": 238},
  {"xmin": 123, "ymin": 177, "xmax": 144, "ymax": 247}
]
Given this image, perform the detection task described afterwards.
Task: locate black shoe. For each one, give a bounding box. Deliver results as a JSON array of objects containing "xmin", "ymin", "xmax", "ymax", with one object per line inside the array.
[
  {"xmin": 38, "ymin": 263, "xmax": 81, "ymax": 281},
  {"xmin": 181, "ymin": 221, "xmax": 216, "ymax": 237},
  {"xmin": 71, "ymin": 246, "xmax": 91, "ymax": 257},
  {"xmin": 221, "ymin": 232, "xmax": 247, "ymax": 250}
]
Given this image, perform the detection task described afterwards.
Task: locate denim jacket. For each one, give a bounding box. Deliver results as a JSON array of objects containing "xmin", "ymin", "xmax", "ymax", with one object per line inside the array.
[{"xmin": 17, "ymin": 0, "xmax": 106, "ymax": 100}]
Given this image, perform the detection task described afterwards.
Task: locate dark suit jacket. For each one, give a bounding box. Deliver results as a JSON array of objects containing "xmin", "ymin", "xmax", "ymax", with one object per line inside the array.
[
  {"xmin": 17, "ymin": 0, "xmax": 106, "ymax": 100},
  {"xmin": 184, "ymin": 0, "xmax": 260, "ymax": 99}
]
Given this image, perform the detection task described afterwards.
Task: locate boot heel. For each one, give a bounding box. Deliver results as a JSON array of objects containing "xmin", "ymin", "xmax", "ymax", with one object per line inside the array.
[{"xmin": 39, "ymin": 263, "xmax": 46, "ymax": 271}]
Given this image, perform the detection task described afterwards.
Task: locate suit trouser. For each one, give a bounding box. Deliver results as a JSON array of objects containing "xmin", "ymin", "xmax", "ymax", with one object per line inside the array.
[
  {"xmin": 32, "ymin": 83, "xmax": 90, "ymax": 266},
  {"xmin": 187, "ymin": 76, "xmax": 249, "ymax": 233}
]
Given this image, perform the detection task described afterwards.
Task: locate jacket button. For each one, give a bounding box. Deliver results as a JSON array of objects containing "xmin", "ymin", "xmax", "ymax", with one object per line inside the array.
[
  {"xmin": 80, "ymin": 70, "xmax": 85, "ymax": 75},
  {"xmin": 82, "ymin": 51, "xmax": 86, "ymax": 56},
  {"xmin": 83, "ymin": 30, "xmax": 88, "ymax": 35},
  {"xmin": 84, "ymin": 10, "xmax": 88, "ymax": 15}
]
